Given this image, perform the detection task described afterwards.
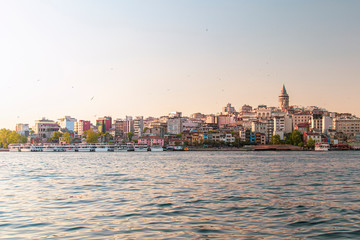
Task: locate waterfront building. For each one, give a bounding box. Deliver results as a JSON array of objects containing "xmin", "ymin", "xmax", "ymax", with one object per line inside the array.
[
  {"xmin": 310, "ymin": 113, "xmax": 323, "ymax": 133},
  {"xmin": 222, "ymin": 133, "xmax": 235, "ymax": 143},
  {"xmin": 125, "ymin": 116, "xmax": 134, "ymax": 133},
  {"xmin": 113, "ymin": 119, "xmax": 127, "ymax": 137},
  {"xmin": 322, "ymin": 115, "xmax": 333, "ymax": 134},
  {"xmin": 57, "ymin": 116, "xmax": 77, "ymax": 131},
  {"xmin": 134, "ymin": 116, "xmax": 144, "ymax": 137},
  {"xmin": 182, "ymin": 119, "xmax": 199, "ymax": 131},
  {"xmin": 296, "ymin": 123, "xmax": 310, "ymax": 134},
  {"xmin": 205, "ymin": 115, "xmax": 217, "ymax": 124},
  {"xmin": 74, "ymin": 120, "xmax": 91, "ymax": 135},
  {"xmin": 33, "ymin": 118, "xmax": 60, "ymax": 140},
  {"xmin": 96, "ymin": 116, "xmax": 112, "ymax": 133},
  {"xmin": 15, "ymin": 123, "xmax": 30, "ymax": 137},
  {"xmin": 256, "ymin": 132, "xmax": 266, "ymax": 145},
  {"xmin": 303, "ymin": 132, "xmax": 322, "ymax": 143},
  {"xmin": 251, "ymin": 121, "xmax": 267, "ymax": 134},
  {"xmin": 218, "ymin": 115, "xmax": 236, "ymax": 129},
  {"xmin": 292, "ymin": 112, "xmax": 311, "ymax": 130},
  {"xmin": 333, "ymin": 117, "xmax": 360, "ymax": 138},
  {"xmin": 256, "ymin": 106, "xmax": 272, "ymax": 119},
  {"xmin": 279, "ymin": 84, "xmax": 289, "ymax": 111},
  {"xmin": 167, "ymin": 117, "xmax": 183, "ymax": 135},
  {"xmin": 239, "ymin": 129, "xmax": 251, "ymax": 142},
  {"xmin": 138, "ymin": 136, "xmax": 164, "ymax": 147}
]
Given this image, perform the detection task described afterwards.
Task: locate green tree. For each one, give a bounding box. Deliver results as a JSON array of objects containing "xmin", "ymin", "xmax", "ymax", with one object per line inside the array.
[
  {"xmin": 86, "ymin": 129, "xmax": 98, "ymax": 143},
  {"xmin": 290, "ymin": 130, "xmax": 303, "ymax": 146},
  {"xmin": 48, "ymin": 131, "xmax": 63, "ymax": 143},
  {"xmin": 127, "ymin": 132, "xmax": 134, "ymax": 141},
  {"xmin": 0, "ymin": 128, "xmax": 25, "ymax": 148},
  {"xmin": 307, "ymin": 137, "xmax": 316, "ymax": 150},
  {"xmin": 63, "ymin": 132, "xmax": 72, "ymax": 144},
  {"xmin": 270, "ymin": 134, "xmax": 281, "ymax": 145}
]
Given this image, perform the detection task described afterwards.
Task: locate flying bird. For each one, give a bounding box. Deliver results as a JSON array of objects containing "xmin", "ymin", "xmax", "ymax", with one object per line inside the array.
[{"xmin": 90, "ymin": 96, "xmax": 94, "ymax": 101}]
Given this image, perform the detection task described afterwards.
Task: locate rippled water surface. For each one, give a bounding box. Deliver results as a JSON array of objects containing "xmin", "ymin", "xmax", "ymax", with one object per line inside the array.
[{"xmin": 1, "ymin": 151, "xmax": 360, "ymax": 239}]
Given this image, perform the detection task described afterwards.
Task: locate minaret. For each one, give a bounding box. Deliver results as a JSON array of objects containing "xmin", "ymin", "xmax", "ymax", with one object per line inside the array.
[{"xmin": 279, "ymin": 84, "xmax": 289, "ymax": 111}]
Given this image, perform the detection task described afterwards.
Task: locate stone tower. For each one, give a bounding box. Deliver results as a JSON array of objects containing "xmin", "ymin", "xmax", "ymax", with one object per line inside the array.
[{"xmin": 279, "ymin": 84, "xmax": 289, "ymax": 111}]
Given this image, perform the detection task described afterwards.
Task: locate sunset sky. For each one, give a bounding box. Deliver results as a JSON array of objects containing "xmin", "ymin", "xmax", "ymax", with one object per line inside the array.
[{"xmin": 1, "ymin": 0, "xmax": 359, "ymax": 129}]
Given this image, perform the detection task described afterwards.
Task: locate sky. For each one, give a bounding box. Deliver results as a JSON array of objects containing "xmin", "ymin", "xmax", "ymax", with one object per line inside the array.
[{"xmin": 0, "ymin": 0, "xmax": 359, "ymax": 129}]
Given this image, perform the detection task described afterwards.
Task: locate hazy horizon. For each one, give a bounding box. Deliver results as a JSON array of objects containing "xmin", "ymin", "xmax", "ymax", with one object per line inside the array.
[{"xmin": 1, "ymin": 0, "xmax": 360, "ymax": 129}]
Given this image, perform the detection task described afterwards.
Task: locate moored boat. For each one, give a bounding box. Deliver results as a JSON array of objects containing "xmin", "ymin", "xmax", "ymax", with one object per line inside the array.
[
  {"xmin": 150, "ymin": 145, "xmax": 164, "ymax": 152},
  {"xmin": 134, "ymin": 144, "xmax": 148, "ymax": 152},
  {"xmin": 8, "ymin": 144, "xmax": 21, "ymax": 152},
  {"xmin": 315, "ymin": 143, "xmax": 330, "ymax": 151}
]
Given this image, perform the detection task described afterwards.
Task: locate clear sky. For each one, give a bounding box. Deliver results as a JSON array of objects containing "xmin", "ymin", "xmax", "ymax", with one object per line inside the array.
[{"xmin": 1, "ymin": 0, "xmax": 359, "ymax": 129}]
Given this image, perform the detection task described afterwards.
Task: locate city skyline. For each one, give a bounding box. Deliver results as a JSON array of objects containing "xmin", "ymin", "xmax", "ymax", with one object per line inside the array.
[{"xmin": 1, "ymin": 1, "xmax": 360, "ymax": 129}]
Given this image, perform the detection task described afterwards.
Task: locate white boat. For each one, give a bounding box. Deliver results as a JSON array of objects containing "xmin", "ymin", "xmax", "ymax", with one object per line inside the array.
[
  {"xmin": 8, "ymin": 144, "xmax": 21, "ymax": 152},
  {"xmin": 114, "ymin": 144, "xmax": 128, "ymax": 152},
  {"xmin": 134, "ymin": 144, "xmax": 148, "ymax": 152},
  {"xmin": 150, "ymin": 145, "xmax": 164, "ymax": 152},
  {"xmin": 315, "ymin": 143, "xmax": 330, "ymax": 151},
  {"xmin": 126, "ymin": 143, "xmax": 135, "ymax": 151},
  {"xmin": 20, "ymin": 144, "xmax": 32, "ymax": 152},
  {"xmin": 77, "ymin": 143, "xmax": 96, "ymax": 152},
  {"xmin": 42, "ymin": 144, "xmax": 56, "ymax": 152},
  {"xmin": 63, "ymin": 145, "xmax": 78, "ymax": 152},
  {"xmin": 95, "ymin": 144, "xmax": 114, "ymax": 152}
]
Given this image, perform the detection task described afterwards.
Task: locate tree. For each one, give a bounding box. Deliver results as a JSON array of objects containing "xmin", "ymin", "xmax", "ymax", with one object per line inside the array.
[
  {"xmin": 63, "ymin": 132, "xmax": 72, "ymax": 144},
  {"xmin": 307, "ymin": 137, "xmax": 316, "ymax": 150},
  {"xmin": 85, "ymin": 129, "xmax": 98, "ymax": 143},
  {"xmin": 127, "ymin": 132, "xmax": 134, "ymax": 141},
  {"xmin": 0, "ymin": 129, "xmax": 25, "ymax": 148},
  {"xmin": 270, "ymin": 134, "xmax": 281, "ymax": 145},
  {"xmin": 48, "ymin": 132, "xmax": 63, "ymax": 143},
  {"xmin": 290, "ymin": 130, "xmax": 303, "ymax": 146}
]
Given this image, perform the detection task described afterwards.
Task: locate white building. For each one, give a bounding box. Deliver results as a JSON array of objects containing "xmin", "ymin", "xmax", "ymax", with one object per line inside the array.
[
  {"xmin": 15, "ymin": 123, "xmax": 30, "ymax": 137},
  {"xmin": 57, "ymin": 116, "xmax": 77, "ymax": 131},
  {"xmin": 167, "ymin": 118, "xmax": 183, "ymax": 135},
  {"xmin": 133, "ymin": 116, "xmax": 144, "ymax": 137},
  {"xmin": 322, "ymin": 116, "xmax": 333, "ymax": 134},
  {"xmin": 33, "ymin": 118, "xmax": 60, "ymax": 140}
]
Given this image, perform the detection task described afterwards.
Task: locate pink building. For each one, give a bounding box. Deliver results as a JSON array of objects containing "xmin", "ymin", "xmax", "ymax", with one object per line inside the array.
[
  {"xmin": 138, "ymin": 136, "xmax": 165, "ymax": 146},
  {"xmin": 218, "ymin": 115, "xmax": 236, "ymax": 128},
  {"xmin": 75, "ymin": 120, "xmax": 91, "ymax": 135}
]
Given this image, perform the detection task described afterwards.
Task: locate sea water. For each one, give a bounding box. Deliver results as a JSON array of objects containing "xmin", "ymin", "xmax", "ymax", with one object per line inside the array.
[{"xmin": 0, "ymin": 151, "xmax": 359, "ymax": 239}]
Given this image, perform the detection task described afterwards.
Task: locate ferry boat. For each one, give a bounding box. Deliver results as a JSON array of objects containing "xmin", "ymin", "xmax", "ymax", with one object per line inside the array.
[
  {"xmin": 95, "ymin": 143, "xmax": 114, "ymax": 152},
  {"xmin": 126, "ymin": 143, "xmax": 135, "ymax": 151},
  {"xmin": 42, "ymin": 144, "xmax": 65, "ymax": 152},
  {"xmin": 63, "ymin": 145, "xmax": 78, "ymax": 152},
  {"xmin": 150, "ymin": 145, "xmax": 164, "ymax": 152},
  {"xmin": 315, "ymin": 143, "xmax": 330, "ymax": 151},
  {"xmin": 134, "ymin": 144, "xmax": 148, "ymax": 152},
  {"xmin": 77, "ymin": 143, "xmax": 96, "ymax": 152},
  {"xmin": 114, "ymin": 144, "xmax": 128, "ymax": 152},
  {"xmin": 8, "ymin": 144, "xmax": 21, "ymax": 152},
  {"xmin": 20, "ymin": 144, "xmax": 42, "ymax": 152}
]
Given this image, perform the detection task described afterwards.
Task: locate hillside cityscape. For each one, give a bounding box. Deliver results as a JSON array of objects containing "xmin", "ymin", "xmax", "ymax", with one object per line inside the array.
[{"xmin": 3, "ymin": 85, "xmax": 360, "ymax": 149}]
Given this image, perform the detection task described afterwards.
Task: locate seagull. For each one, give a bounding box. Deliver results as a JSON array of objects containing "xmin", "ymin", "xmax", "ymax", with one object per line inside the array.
[{"xmin": 90, "ymin": 96, "xmax": 94, "ymax": 101}]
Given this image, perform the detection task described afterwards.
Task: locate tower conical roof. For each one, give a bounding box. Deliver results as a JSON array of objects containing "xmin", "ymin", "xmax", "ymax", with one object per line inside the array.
[{"xmin": 281, "ymin": 84, "xmax": 288, "ymax": 95}]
